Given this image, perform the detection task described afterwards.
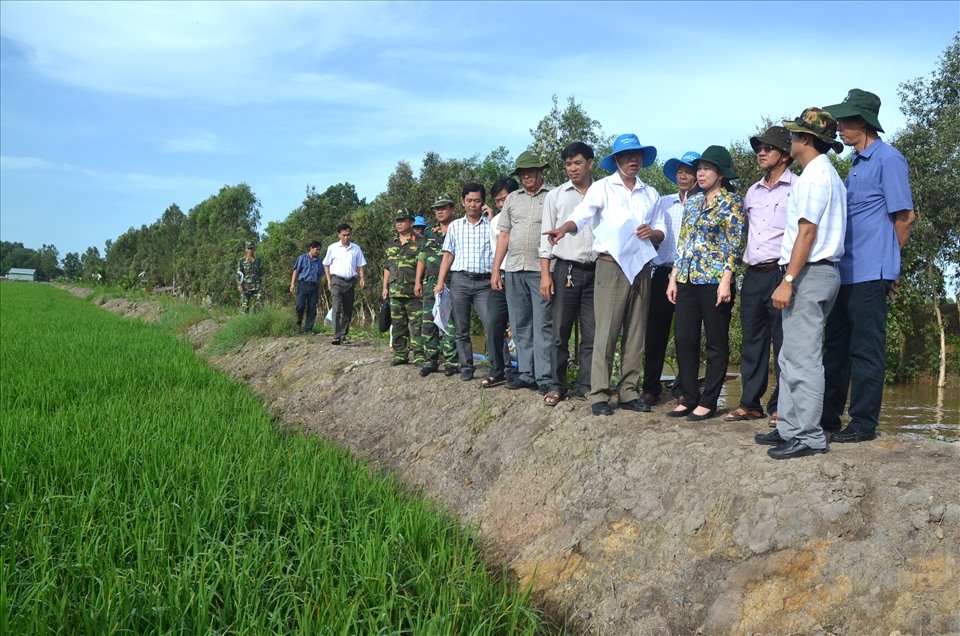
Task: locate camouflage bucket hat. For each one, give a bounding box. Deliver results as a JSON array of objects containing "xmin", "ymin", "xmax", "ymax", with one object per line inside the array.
[
  {"xmin": 750, "ymin": 126, "xmax": 792, "ymax": 154},
  {"xmin": 695, "ymin": 145, "xmax": 739, "ymax": 180},
  {"xmin": 510, "ymin": 150, "xmax": 549, "ymax": 176},
  {"xmin": 393, "ymin": 207, "xmax": 414, "ymax": 222},
  {"xmin": 783, "ymin": 107, "xmax": 844, "ymax": 154},
  {"xmin": 824, "ymin": 88, "xmax": 884, "ymax": 132},
  {"xmin": 431, "ymin": 193, "xmax": 455, "ymax": 208},
  {"xmin": 245, "ymin": 240, "xmax": 255, "ymax": 249}
]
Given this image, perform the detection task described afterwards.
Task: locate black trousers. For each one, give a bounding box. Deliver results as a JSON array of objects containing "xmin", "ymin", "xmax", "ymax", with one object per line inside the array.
[
  {"xmin": 737, "ymin": 267, "xmax": 783, "ymax": 413},
  {"xmin": 674, "ymin": 282, "xmax": 734, "ymax": 410},
  {"xmin": 549, "ymin": 260, "xmax": 595, "ymax": 396},
  {"xmin": 485, "ymin": 283, "xmax": 516, "ymax": 381},
  {"xmin": 642, "ymin": 265, "xmax": 680, "ymax": 398},
  {"xmin": 822, "ymin": 280, "xmax": 889, "ymax": 434},
  {"xmin": 295, "ymin": 281, "xmax": 319, "ymax": 332}
]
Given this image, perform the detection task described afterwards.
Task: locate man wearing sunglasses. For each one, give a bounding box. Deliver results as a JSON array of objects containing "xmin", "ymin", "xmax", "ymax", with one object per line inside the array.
[{"xmin": 724, "ymin": 126, "xmax": 798, "ymax": 428}]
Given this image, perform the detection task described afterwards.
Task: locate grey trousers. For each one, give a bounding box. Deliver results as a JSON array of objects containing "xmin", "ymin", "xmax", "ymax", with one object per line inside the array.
[
  {"xmin": 450, "ymin": 272, "xmax": 490, "ymax": 373},
  {"xmin": 330, "ymin": 276, "xmax": 356, "ymax": 340},
  {"xmin": 590, "ymin": 259, "xmax": 651, "ymax": 404},
  {"xmin": 776, "ymin": 264, "xmax": 840, "ymax": 449},
  {"xmin": 505, "ymin": 271, "xmax": 553, "ymax": 387}
]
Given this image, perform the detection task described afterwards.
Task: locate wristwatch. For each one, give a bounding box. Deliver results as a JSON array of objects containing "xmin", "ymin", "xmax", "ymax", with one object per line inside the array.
[{"xmin": 784, "ymin": 274, "xmax": 795, "ymax": 285}]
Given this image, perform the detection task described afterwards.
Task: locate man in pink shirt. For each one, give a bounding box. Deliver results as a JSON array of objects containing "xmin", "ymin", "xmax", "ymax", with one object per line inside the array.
[{"xmin": 725, "ymin": 126, "xmax": 797, "ymax": 427}]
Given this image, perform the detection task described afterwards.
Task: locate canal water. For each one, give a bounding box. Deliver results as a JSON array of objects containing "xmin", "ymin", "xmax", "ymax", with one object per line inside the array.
[{"xmin": 717, "ymin": 372, "xmax": 960, "ymax": 441}]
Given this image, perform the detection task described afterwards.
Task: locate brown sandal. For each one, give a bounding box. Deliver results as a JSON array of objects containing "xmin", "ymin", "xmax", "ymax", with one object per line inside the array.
[
  {"xmin": 768, "ymin": 411, "xmax": 779, "ymax": 427},
  {"xmin": 723, "ymin": 407, "xmax": 764, "ymax": 422},
  {"xmin": 543, "ymin": 391, "xmax": 563, "ymax": 407}
]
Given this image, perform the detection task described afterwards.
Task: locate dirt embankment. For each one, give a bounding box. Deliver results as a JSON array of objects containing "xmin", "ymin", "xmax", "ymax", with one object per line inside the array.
[{"xmin": 93, "ymin": 291, "xmax": 960, "ymax": 636}]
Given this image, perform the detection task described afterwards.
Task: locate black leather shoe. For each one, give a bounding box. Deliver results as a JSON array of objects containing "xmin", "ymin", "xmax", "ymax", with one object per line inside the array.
[
  {"xmin": 768, "ymin": 438, "xmax": 827, "ymax": 459},
  {"xmin": 460, "ymin": 369, "xmax": 475, "ymax": 381},
  {"xmin": 419, "ymin": 365, "xmax": 436, "ymax": 377},
  {"xmin": 592, "ymin": 402, "xmax": 614, "ymax": 416},
  {"xmin": 686, "ymin": 408, "xmax": 717, "ymax": 422},
  {"xmin": 754, "ymin": 430, "xmax": 787, "ymax": 445},
  {"xmin": 619, "ymin": 398, "xmax": 651, "ymax": 413},
  {"xmin": 506, "ymin": 379, "xmax": 537, "ymax": 390},
  {"xmin": 331, "ymin": 338, "xmax": 341, "ymax": 345},
  {"xmin": 390, "ymin": 359, "xmax": 408, "ymax": 367},
  {"xmin": 640, "ymin": 392, "xmax": 660, "ymax": 407},
  {"xmin": 830, "ymin": 428, "xmax": 877, "ymax": 443},
  {"xmin": 666, "ymin": 406, "xmax": 693, "ymax": 418},
  {"xmin": 444, "ymin": 366, "xmax": 459, "ymax": 377}
]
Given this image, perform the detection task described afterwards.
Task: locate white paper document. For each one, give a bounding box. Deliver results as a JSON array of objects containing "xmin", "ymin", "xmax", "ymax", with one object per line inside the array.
[{"xmin": 591, "ymin": 216, "xmax": 657, "ymax": 282}]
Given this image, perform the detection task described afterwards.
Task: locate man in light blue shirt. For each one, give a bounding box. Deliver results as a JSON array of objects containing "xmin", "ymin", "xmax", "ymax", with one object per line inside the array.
[{"xmin": 820, "ymin": 89, "xmax": 915, "ymax": 443}]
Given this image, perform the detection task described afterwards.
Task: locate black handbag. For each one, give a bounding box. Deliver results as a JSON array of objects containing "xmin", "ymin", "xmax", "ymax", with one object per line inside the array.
[{"xmin": 378, "ymin": 299, "xmax": 391, "ymax": 332}]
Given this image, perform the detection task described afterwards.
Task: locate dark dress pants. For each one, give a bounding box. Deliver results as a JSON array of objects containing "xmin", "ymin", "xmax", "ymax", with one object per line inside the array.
[
  {"xmin": 674, "ymin": 282, "xmax": 734, "ymax": 410},
  {"xmin": 738, "ymin": 267, "xmax": 783, "ymax": 414},
  {"xmin": 295, "ymin": 281, "xmax": 319, "ymax": 333},
  {"xmin": 450, "ymin": 272, "xmax": 490, "ymax": 374},
  {"xmin": 485, "ymin": 282, "xmax": 514, "ymax": 380},
  {"xmin": 822, "ymin": 280, "xmax": 888, "ymax": 434},
  {"xmin": 550, "ymin": 260, "xmax": 595, "ymax": 397},
  {"xmin": 642, "ymin": 265, "xmax": 680, "ymax": 399}
]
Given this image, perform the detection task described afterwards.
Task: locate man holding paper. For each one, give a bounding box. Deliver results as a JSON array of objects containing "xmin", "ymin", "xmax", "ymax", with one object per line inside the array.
[{"xmin": 543, "ymin": 133, "xmax": 664, "ymax": 416}]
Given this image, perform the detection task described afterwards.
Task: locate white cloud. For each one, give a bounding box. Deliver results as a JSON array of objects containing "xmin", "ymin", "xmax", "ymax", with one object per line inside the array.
[{"xmin": 0, "ymin": 155, "xmax": 54, "ymax": 171}]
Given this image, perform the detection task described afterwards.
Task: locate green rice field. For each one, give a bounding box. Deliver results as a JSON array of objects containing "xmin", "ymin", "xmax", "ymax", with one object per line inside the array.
[{"xmin": 1, "ymin": 282, "xmax": 546, "ymax": 635}]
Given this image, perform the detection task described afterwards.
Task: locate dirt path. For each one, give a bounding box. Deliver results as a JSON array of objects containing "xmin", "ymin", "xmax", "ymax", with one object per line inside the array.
[{"xmin": 94, "ymin": 292, "xmax": 960, "ymax": 635}]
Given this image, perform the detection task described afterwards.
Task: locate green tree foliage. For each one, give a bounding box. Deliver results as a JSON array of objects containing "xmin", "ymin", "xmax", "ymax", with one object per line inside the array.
[
  {"xmin": 62, "ymin": 252, "xmax": 82, "ymax": 280},
  {"xmin": 38, "ymin": 244, "xmax": 61, "ymax": 278},
  {"xmin": 529, "ymin": 94, "xmax": 614, "ymax": 186},
  {"xmin": 1, "ymin": 241, "xmax": 42, "ymax": 273},
  {"xmin": 81, "ymin": 246, "xmax": 105, "ymax": 282},
  {"xmin": 179, "ymin": 184, "xmax": 261, "ymax": 304},
  {"xmin": 886, "ymin": 34, "xmax": 960, "ymax": 381}
]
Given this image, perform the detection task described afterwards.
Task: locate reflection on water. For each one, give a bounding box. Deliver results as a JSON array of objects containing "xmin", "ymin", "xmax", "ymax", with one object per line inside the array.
[{"xmin": 719, "ymin": 371, "xmax": 960, "ymax": 441}]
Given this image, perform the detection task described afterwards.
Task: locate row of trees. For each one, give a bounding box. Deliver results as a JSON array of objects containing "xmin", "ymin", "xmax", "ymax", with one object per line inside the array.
[{"xmin": 6, "ymin": 37, "xmax": 957, "ymax": 382}]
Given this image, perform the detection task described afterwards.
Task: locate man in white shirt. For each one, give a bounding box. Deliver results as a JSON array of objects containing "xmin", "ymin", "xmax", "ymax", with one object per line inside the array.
[
  {"xmin": 754, "ymin": 107, "xmax": 847, "ymax": 459},
  {"xmin": 544, "ymin": 134, "xmax": 664, "ymax": 416},
  {"xmin": 323, "ymin": 223, "xmax": 367, "ymax": 345}
]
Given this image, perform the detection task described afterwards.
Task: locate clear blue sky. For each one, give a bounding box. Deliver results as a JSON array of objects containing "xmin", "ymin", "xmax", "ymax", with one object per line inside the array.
[{"xmin": 1, "ymin": 1, "xmax": 957, "ymax": 258}]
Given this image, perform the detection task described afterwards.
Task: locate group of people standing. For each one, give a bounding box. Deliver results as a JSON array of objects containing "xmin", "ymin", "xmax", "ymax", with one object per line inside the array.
[{"xmin": 281, "ymin": 87, "xmax": 913, "ymax": 461}]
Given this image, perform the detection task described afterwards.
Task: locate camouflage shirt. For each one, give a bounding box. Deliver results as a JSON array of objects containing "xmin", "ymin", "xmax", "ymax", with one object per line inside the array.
[
  {"xmin": 385, "ymin": 234, "xmax": 421, "ymax": 297},
  {"xmin": 237, "ymin": 256, "xmax": 263, "ymax": 289},
  {"xmin": 417, "ymin": 225, "xmax": 449, "ymax": 284}
]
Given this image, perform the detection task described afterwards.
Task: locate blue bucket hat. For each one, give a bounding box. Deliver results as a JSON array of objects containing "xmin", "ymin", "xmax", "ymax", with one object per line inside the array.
[
  {"xmin": 663, "ymin": 151, "xmax": 701, "ymax": 185},
  {"xmin": 600, "ymin": 134, "xmax": 657, "ymax": 173},
  {"xmin": 413, "ymin": 215, "xmax": 427, "ymax": 228}
]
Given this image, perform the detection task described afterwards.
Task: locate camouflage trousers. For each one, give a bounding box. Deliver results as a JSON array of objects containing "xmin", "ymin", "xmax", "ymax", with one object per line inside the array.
[
  {"xmin": 390, "ymin": 295, "xmax": 423, "ymax": 362},
  {"xmin": 241, "ymin": 287, "xmax": 263, "ymax": 313},
  {"xmin": 419, "ymin": 285, "xmax": 457, "ymax": 369}
]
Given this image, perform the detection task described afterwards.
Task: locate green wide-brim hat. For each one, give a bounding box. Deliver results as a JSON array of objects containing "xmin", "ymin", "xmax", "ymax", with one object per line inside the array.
[
  {"xmin": 695, "ymin": 145, "xmax": 738, "ymax": 180},
  {"xmin": 783, "ymin": 107, "xmax": 844, "ymax": 154},
  {"xmin": 510, "ymin": 150, "xmax": 549, "ymax": 176},
  {"xmin": 824, "ymin": 88, "xmax": 884, "ymax": 133}
]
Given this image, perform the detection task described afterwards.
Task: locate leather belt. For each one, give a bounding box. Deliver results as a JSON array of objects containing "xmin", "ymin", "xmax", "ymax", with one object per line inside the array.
[
  {"xmin": 809, "ymin": 259, "xmax": 836, "ymax": 267},
  {"xmin": 457, "ymin": 271, "xmax": 491, "ymax": 280},
  {"xmin": 747, "ymin": 260, "xmax": 779, "ymax": 273},
  {"xmin": 560, "ymin": 258, "xmax": 596, "ymax": 271}
]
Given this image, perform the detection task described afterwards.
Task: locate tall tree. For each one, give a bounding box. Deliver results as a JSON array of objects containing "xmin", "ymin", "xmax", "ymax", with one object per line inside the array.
[
  {"xmin": 62, "ymin": 252, "xmax": 82, "ymax": 280},
  {"xmin": 890, "ymin": 34, "xmax": 960, "ymax": 384},
  {"xmin": 529, "ymin": 95, "xmax": 614, "ymax": 185}
]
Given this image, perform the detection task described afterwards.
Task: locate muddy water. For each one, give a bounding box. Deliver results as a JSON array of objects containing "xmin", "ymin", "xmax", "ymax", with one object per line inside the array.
[{"xmin": 718, "ymin": 372, "xmax": 960, "ymax": 441}]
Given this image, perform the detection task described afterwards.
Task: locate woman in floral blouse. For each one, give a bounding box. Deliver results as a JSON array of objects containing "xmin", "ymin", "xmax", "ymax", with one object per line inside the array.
[{"xmin": 666, "ymin": 145, "xmax": 745, "ymax": 421}]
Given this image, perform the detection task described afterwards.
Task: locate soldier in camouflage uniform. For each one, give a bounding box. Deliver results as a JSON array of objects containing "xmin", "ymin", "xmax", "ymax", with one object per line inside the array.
[
  {"xmin": 382, "ymin": 209, "xmax": 423, "ymax": 366},
  {"xmin": 237, "ymin": 240, "xmax": 263, "ymax": 313},
  {"xmin": 414, "ymin": 194, "xmax": 459, "ymax": 376}
]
